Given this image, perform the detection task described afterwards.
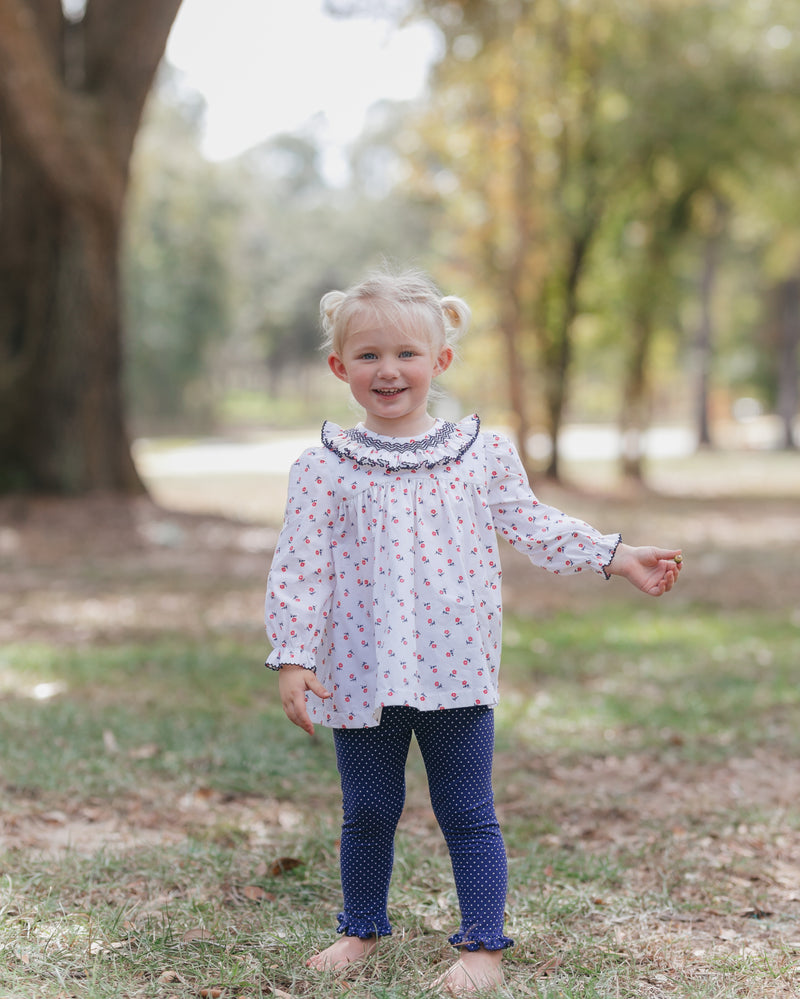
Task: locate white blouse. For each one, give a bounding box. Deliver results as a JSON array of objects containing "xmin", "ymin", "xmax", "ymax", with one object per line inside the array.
[{"xmin": 265, "ymin": 415, "xmax": 620, "ymax": 728}]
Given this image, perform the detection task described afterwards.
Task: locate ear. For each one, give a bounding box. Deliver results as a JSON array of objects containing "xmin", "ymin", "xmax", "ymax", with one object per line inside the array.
[
  {"xmin": 328, "ymin": 353, "xmax": 349, "ymax": 383},
  {"xmin": 433, "ymin": 344, "xmax": 454, "ymax": 376}
]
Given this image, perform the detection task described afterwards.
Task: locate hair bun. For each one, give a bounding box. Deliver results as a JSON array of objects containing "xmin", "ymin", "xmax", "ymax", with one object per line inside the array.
[
  {"xmin": 320, "ymin": 290, "xmax": 346, "ymax": 336},
  {"xmin": 441, "ymin": 295, "xmax": 471, "ymax": 334}
]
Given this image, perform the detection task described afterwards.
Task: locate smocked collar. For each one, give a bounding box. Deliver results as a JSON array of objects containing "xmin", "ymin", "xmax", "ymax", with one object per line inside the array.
[{"xmin": 321, "ymin": 414, "xmax": 480, "ymax": 470}]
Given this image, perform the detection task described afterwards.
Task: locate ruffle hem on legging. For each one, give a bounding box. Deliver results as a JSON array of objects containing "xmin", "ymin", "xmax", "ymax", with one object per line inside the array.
[
  {"xmin": 448, "ymin": 930, "xmax": 514, "ymax": 952},
  {"xmin": 336, "ymin": 911, "xmax": 392, "ymax": 939}
]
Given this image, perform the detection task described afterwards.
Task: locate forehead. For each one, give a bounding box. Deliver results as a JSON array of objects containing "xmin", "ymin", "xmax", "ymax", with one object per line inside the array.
[
  {"xmin": 343, "ymin": 301, "xmax": 437, "ymax": 345},
  {"xmin": 343, "ymin": 324, "xmax": 431, "ymax": 352}
]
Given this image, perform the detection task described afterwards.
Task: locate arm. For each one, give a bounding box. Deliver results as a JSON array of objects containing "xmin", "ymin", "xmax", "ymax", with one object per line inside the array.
[
  {"xmin": 605, "ymin": 543, "xmax": 682, "ymax": 596},
  {"xmin": 484, "ymin": 435, "xmax": 682, "ymax": 591},
  {"xmin": 486, "ymin": 434, "xmax": 620, "ymax": 575},
  {"xmin": 265, "ymin": 451, "xmax": 337, "ymax": 730}
]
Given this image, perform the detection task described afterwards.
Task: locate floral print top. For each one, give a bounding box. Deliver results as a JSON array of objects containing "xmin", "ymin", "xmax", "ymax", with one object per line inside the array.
[{"xmin": 265, "ymin": 415, "xmax": 620, "ymax": 728}]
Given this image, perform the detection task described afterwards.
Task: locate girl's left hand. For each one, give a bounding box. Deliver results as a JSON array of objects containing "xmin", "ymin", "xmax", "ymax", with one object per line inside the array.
[{"xmin": 607, "ymin": 543, "xmax": 683, "ymax": 596}]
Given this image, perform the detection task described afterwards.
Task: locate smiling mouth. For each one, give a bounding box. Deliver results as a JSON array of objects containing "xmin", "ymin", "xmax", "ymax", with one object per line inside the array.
[{"xmin": 374, "ymin": 388, "xmax": 406, "ymax": 397}]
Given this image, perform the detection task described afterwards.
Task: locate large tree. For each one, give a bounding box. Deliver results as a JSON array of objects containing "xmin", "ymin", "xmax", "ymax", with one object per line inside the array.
[{"xmin": 0, "ymin": 0, "xmax": 182, "ymax": 492}]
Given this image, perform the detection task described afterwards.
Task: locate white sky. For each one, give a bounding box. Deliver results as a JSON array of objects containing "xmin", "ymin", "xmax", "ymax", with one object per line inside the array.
[{"xmin": 166, "ymin": 0, "xmax": 440, "ymax": 161}]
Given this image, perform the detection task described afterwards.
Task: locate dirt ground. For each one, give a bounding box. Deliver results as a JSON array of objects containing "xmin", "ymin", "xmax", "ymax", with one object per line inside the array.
[
  {"xmin": 2, "ymin": 486, "xmax": 800, "ymax": 974},
  {"xmin": 2, "ymin": 478, "xmax": 798, "ymax": 647}
]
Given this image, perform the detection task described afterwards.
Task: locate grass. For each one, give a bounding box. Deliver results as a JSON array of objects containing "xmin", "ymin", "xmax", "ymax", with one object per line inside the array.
[
  {"xmin": 3, "ymin": 600, "xmax": 800, "ymax": 997},
  {"xmin": 0, "ymin": 640, "xmax": 339, "ymax": 799},
  {"xmin": 498, "ymin": 608, "xmax": 800, "ymax": 759}
]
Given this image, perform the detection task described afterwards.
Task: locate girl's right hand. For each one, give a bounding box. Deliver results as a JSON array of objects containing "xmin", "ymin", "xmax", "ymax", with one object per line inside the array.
[{"xmin": 278, "ymin": 664, "xmax": 332, "ymax": 736}]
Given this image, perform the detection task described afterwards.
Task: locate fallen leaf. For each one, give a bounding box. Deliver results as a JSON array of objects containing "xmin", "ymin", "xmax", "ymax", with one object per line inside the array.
[
  {"xmin": 243, "ymin": 884, "xmax": 271, "ymax": 902},
  {"xmin": 270, "ymin": 857, "xmax": 303, "ymax": 876},
  {"xmin": 41, "ymin": 811, "xmax": 68, "ymax": 825},
  {"xmin": 182, "ymin": 927, "xmax": 215, "ymax": 944},
  {"xmin": 89, "ymin": 939, "xmax": 128, "ymax": 956},
  {"xmin": 535, "ymin": 954, "xmax": 564, "ymax": 977},
  {"xmin": 158, "ymin": 969, "xmax": 183, "ymax": 983}
]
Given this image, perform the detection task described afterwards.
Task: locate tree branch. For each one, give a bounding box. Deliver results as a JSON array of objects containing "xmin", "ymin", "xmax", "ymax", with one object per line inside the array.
[
  {"xmin": 0, "ymin": 0, "xmax": 122, "ymax": 214},
  {"xmin": 83, "ymin": 0, "xmax": 184, "ymax": 158},
  {"xmin": 0, "ymin": 1, "xmax": 68, "ymax": 156},
  {"xmin": 0, "ymin": 0, "xmax": 183, "ymax": 217}
]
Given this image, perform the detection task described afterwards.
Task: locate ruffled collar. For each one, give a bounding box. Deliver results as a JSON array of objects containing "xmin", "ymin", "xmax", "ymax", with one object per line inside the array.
[{"xmin": 321, "ymin": 414, "xmax": 480, "ymax": 470}]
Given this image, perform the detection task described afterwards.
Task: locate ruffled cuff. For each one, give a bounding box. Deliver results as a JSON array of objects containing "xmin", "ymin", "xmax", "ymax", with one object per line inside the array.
[
  {"xmin": 337, "ymin": 911, "xmax": 392, "ymax": 939},
  {"xmin": 264, "ymin": 650, "xmax": 317, "ymax": 672},
  {"xmin": 448, "ymin": 930, "xmax": 514, "ymax": 952},
  {"xmin": 601, "ymin": 533, "xmax": 623, "ymax": 580}
]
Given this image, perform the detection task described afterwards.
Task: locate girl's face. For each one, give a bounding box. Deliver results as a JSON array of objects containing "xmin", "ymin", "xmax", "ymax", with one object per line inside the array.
[{"xmin": 328, "ymin": 319, "xmax": 453, "ymax": 437}]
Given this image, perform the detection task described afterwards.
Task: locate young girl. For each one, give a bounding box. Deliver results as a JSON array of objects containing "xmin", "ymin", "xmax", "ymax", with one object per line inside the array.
[{"xmin": 265, "ymin": 269, "xmax": 681, "ymax": 995}]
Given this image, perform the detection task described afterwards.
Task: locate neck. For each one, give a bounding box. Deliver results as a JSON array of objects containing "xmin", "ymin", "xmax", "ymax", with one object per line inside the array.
[{"xmin": 363, "ymin": 413, "xmax": 437, "ymax": 437}]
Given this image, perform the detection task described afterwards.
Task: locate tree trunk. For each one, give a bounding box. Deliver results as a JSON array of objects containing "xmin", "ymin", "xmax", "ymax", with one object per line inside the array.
[
  {"xmin": 693, "ymin": 216, "xmax": 723, "ymax": 450},
  {"xmin": 0, "ymin": 139, "xmax": 140, "ymax": 490},
  {"xmin": 540, "ymin": 227, "xmax": 594, "ymax": 481},
  {"xmin": 776, "ymin": 278, "xmax": 799, "ymax": 450},
  {"xmin": 541, "ymin": 334, "xmax": 570, "ymax": 482},
  {"xmin": 497, "ymin": 293, "xmax": 533, "ymax": 474},
  {"xmin": 0, "ymin": 0, "xmax": 183, "ymax": 493},
  {"xmin": 618, "ymin": 309, "xmax": 651, "ymax": 482}
]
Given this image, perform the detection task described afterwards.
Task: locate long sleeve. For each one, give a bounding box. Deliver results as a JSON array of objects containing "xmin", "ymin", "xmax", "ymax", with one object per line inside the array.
[
  {"xmin": 484, "ymin": 434, "xmax": 620, "ymax": 577},
  {"xmin": 265, "ymin": 449, "xmax": 338, "ymax": 670}
]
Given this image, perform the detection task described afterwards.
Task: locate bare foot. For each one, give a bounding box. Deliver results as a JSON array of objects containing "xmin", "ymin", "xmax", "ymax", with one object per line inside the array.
[
  {"xmin": 306, "ymin": 934, "xmax": 377, "ymax": 971},
  {"xmin": 435, "ymin": 947, "xmax": 505, "ymax": 996}
]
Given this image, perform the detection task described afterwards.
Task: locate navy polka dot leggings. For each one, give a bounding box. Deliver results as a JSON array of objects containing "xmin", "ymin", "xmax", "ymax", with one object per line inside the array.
[{"xmin": 332, "ymin": 704, "xmax": 514, "ymax": 952}]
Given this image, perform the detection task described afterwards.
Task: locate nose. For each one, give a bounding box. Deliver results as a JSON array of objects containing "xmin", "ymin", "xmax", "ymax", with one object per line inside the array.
[{"xmin": 376, "ymin": 356, "xmax": 399, "ymax": 379}]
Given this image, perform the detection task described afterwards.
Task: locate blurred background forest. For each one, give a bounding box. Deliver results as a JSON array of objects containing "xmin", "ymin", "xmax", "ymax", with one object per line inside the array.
[
  {"xmin": 1, "ymin": 0, "xmax": 799, "ymax": 496},
  {"xmin": 123, "ymin": 0, "xmax": 800, "ymax": 488}
]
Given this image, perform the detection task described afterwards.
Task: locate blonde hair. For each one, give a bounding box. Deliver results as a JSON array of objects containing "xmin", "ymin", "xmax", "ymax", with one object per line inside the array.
[{"xmin": 320, "ymin": 268, "xmax": 470, "ymax": 357}]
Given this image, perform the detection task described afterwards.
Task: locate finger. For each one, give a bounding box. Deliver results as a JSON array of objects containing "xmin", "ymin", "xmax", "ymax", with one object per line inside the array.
[
  {"xmin": 662, "ymin": 563, "xmax": 681, "ymax": 590},
  {"xmin": 308, "ymin": 677, "xmax": 332, "ymax": 700},
  {"xmin": 281, "ymin": 686, "xmax": 305, "ymax": 724},
  {"xmin": 288, "ymin": 690, "xmax": 315, "ymax": 736},
  {"xmin": 651, "ymin": 568, "xmax": 675, "ymax": 596}
]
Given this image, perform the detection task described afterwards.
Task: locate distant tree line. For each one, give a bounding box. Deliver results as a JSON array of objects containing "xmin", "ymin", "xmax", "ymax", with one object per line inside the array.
[
  {"xmin": 124, "ymin": 69, "xmax": 437, "ymax": 435},
  {"xmin": 127, "ymin": 0, "xmax": 800, "ymax": 484}
]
